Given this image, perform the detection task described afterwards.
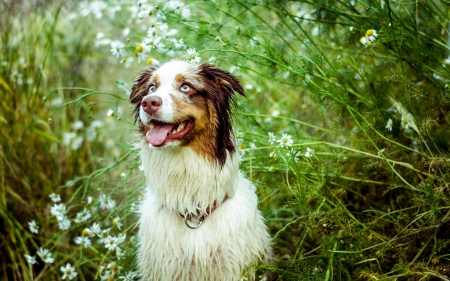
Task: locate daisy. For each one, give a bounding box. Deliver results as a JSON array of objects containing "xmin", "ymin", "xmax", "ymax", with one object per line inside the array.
[
  {"xmin": 385, "ymin": 118, "xmax": 393, "ymax": 131},
  {"xmin": 37, "ymin": 248, "xmax": 54, "ymax": 264},
  {"xmin": 104, "ymin": 236, "xmax": 119, "ymax": 251},
  {"xmin": 186, "ymin": 48, "xmax": 201, "ymax": 64},
  {"xmin": 60, "ymin": 263, "xmax": 78, "ymax": 280},
  {"xmin": 50, "ymin": 203, "xmax": 67, "ymax": 221},
  {"xmin": 49, "ymin": 193, "xmax": 61, "ymax": 203},
  {"xmin": 58, "ymin": 216, "xmax": 71, "ymax": 230},
  {"xmin": 75, "ymin": 236, "xmax": 92, "ymax": 248},
  {"xmin": 305, "ymin": 147, "xmax": 314, "ymax": 158},
  {"xmin": 268, "ymin": 132, "xmax": 276, "ymax": 144},
  {"xmin": 90, "ymin": 222, "xmax": 102, "ymax": 234},
  {"xmin": 276, "ymin": 133, "xmax": 294, "ymax": 148},
  {"xmin": 119, "ymin": 271, "xmax": 139, "ymax": 280},
  {"xmin": 28, "ymin": 220, "xmax": 39, "ymax": 234},
  {"xmin": 112, "ymin": 217, "xmax": 123, "ymax": 230},
  {"xmin": 24, "ymin": 254, "xmax": 36, "ymax": 265},
  {"xmin": 74, "ymin": 208, "xmax": 92, "ymax": 223}
]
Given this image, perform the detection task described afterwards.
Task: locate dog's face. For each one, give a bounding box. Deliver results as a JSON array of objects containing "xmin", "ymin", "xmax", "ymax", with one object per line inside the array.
[{"xmin": 130, "ymin": 60, "xmax": 245, "ymax": 165}]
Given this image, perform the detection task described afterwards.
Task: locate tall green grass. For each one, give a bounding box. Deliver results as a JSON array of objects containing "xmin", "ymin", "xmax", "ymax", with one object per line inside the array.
[{"xmin": 1, "ymin": 0, "xmax": 450, "ymax": 280}]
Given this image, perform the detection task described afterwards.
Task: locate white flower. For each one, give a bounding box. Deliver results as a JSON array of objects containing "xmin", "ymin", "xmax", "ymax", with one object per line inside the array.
[
  {"xmin": 116, "ymin": 248, "xmax": 126, "ymax": 260},
  {"xmin": 276, "ymin": 133, "xmax": 294, "ymax": 148},
  {"xmin": 107, "ymin": 109, "xmax": 114, "ymax": 117},
  {"xmin": 75, "ymin": 236, "xmax": 92, "ymax": 248},
  {"xmin": 58, "ymin": 217, "xmax": 71, "ymax": 230},
  {"xmin": 401, "ymin": 114, "xmax": 412, "ymax": 130},
  {"xmin": 171, "ymin": 38, "xmax": 185, "ymax": 49},
  {"xmin": 87, "ymin": 196, "xmax": 93, "ymax": 205},
  {"xmin": 60, "ymin": 263, "xmax": 78, "ymax": 280},
  {"xmin": 116, "ymin": 233, "xmax": 127, "ymax": 244},
  {"xmin": 28, "ymin": 220, "xmax": 39, "ymax": 234},
  {"xmin": 305, "ymin": 147, "xmax": 314, "ymax": 158},
  {"xmin": 268, "ymin": 132, "xmax": 276, "ymax": 144},
  {"xmin": 360, "ymin": 36, "xmax": 371, "ymax": 48},
  {"xmin": 186, "ymin": 48, "xmax": 201, "ymax": 64},
  {"xmin": 37, "ymin": 248, "xmax": 54, "ymax": 264},
  {"xmin": 74, "ymin": 208, "xmax": 92, "ymax": 223},
  {"xmin": 62, "ymin": 132, "xmax": 76, "ymax": 146},
  {"xmin": 100, "ymin": 194, "xmax": 116, "ymax": 210},
  {"xmin": 50, "ymin": 203, "xmax": 67, "ymax": 221},
  {"xmin": 71, "ymin": 135, "xmax": 84, "ymax": 150},
  {"xmin": 98, "ymin": 229, "xmax": 111, "ymax": 244},
  {"xmin": 71, "ymin": 120, "xmax": 84, "ymax": 130},
  {"xmin": 49, "ymin": 193, "xmax": 61, "ymax": 202},
  {"xmin": 112, "ymin": 217, "xmax": 123, "ymax": 230},
  {"xmin": 385, "ymin": 118, "xmax": 393, "ymax": 131},
  {"xmin": 24, "ymin": 254, "xmax": 36, "ymax": 265},
  {"xmin": 294, "ymin": 150, "xmax": 302, "ymax": 163},
  {"xmin": 119, "ymin": 270, "xmax": 139, "ymax": 280},
  {"xmin": 104, "ymin": 236, "xmax": 119, "ymax": 251},
  {"xmin": 110, "ymin": 40, "xmax": 126, "ymax": 58},
  {"xmin": 90, "ymin": 222, "xmax": 102, "ymax": 234},
  {"xmin": 379, "ymin": 0, "xmax": 385, "ymax": 9}
]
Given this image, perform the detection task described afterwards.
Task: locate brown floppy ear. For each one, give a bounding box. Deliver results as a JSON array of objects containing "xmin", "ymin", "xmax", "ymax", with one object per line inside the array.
[
  {"xmin": 198, "ymin": 63, "xmax": 246, "ymax": 166},
  {"xmin": 130, "ymin": 65, "xmax": 159, "ymax": 123}
]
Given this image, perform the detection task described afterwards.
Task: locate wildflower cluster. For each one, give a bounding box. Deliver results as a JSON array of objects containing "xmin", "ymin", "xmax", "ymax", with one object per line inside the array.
[
  {"xmin": 92, "ymin": 0, "xmax": 202, "ymax": 66},
  {"xmin": 24, "ymin": 192, "xmax": 140, "ymax": 280},
  {"xmin": 360, "ymin": 29, "xmax": 378, "ymax": 48}
]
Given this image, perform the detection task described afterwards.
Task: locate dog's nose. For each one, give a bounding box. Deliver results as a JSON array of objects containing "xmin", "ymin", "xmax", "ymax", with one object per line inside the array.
[{"xmin": 141, "ymin": 96, "xmax": 162, "ymax": 114}]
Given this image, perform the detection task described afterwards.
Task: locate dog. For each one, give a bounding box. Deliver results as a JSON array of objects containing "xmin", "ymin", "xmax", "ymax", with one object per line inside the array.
[{"xmin": 129, "ymin": 60, "xmax": 271, "ymax": 281}]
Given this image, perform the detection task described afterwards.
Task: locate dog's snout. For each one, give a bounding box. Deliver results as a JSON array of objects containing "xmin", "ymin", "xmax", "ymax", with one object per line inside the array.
[{"xmin": 142, "ymin": 96, "xmax": 162, "ymax": 114}]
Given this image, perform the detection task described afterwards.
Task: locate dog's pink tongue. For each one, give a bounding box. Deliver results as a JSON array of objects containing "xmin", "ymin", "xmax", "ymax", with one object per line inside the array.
[{"xmin": 146, "ymin": 124, "xmax": 173, "ymax": 146}]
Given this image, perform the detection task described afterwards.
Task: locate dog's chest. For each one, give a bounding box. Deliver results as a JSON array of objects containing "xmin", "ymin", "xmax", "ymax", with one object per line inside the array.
[{"xmin": 137, "ymin": 177, "xmax": 270, "ymax": 281}]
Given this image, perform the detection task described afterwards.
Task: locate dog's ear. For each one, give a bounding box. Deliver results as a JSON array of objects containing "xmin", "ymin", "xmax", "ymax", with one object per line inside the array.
[
  {"xmin": 198, "ymin": 63, "xmax": 245, "ymax": 166},
  {"xmin": 130, "ymin": 65, "xmax": 159, "ymax": 122},
  {"xmin": 199, "ymin": 63, "xmax": 245, "ymax": 98}
]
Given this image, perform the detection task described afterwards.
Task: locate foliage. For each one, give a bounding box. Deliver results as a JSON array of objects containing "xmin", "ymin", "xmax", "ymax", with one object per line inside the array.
[{"xmin": 1, "ymin": 0, "xmax": 450, "ymax": 280}]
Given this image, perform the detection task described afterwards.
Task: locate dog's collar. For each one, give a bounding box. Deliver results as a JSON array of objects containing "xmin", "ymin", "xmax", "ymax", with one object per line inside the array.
[{"xmin": 179, "ymin": 194, "xmax": 230, "ymax": 229}]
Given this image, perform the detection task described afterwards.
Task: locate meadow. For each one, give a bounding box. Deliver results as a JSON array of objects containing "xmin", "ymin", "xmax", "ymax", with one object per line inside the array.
[{"xmin": 1, "ymin": 0, "xmax": 450, "ymax": 280}]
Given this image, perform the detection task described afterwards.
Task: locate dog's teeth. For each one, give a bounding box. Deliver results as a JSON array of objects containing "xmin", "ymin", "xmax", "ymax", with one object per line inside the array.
[
  {"xmin": 178, "ymin": 122, "xmax": 186, "ymax": 131},
  {"xmin": 149, "ymin": 123, "xmax": 154, "ymax": 130}
]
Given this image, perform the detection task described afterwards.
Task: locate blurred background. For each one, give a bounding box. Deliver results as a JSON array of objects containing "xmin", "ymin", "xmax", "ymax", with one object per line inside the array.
[{"xmin": 1, "ymin": 0, "xmax": 450, "ymax": 280}]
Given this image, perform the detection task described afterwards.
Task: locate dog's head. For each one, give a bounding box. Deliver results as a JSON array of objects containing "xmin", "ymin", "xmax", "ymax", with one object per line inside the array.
[{"xmin": 130, "ymin": 60, "xmax": 245, "ymax": 166}]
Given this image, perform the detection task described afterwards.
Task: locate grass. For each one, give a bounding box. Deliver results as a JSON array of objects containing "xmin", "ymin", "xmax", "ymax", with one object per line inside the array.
[{"xmin": 1, "ymin": 0, "xmax": 450, "ymax": 280}]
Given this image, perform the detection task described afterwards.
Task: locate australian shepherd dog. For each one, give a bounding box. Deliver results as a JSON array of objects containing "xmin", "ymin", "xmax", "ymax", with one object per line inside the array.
[{"xmin": 129, "ymin": 60, "xmax": 270, "ymax": 281}]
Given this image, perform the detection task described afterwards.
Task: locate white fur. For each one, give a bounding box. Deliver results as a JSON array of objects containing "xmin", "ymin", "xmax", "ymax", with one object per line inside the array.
[
  {"xmin": 135, "ymin": 60, "xmax": 270, "ymax": 280},
  {"xmin": 139, "ymin": 60, "xmax": 195, "ymax": 123},
  {"xmin": 137, "ymin": 142, "xmax": 271, "ymax": 280}
]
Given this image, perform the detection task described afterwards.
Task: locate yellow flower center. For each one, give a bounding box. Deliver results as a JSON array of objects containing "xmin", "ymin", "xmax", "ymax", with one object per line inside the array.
[
  {"xmin": 147, "ymin": 58, "xmax": 152, "ymax": 64},
  {"xmin": 108, "ymin": 277, "xmax": 115, "ymax": 281},
  {"xmin": 112, "ymin": 219, "xmax": 117, "ymax": 227},
  {"xmin": 365, "ymin": 29, "xmax": 374, "ymax": 37},
  {"xmin": 82, "ymin": 229, "xmax": 89, "ymax": 237},
  {"xmin": 66, "ymin": 269, "xmax": 72, "ymax": 274},
  {"xmin": 136, "ymin": 45, "xmax": 143, "ymax": 52},
  {"xmin": 239, "ymin": 144, "xmax": 245, "ymax": 150},
  {"xmin": 366, "ymin": 41, "xmax": 371, "ymax": 46}
]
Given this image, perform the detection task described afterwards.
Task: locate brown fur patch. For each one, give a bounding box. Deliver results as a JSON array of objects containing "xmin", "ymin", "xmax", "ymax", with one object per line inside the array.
[
  {"xmin": 151, "ymin": 74, "xmax": 160, "ymax": 88},
  {"xmin": 130, "ymin": 65, "xmax": 160, "ymax": 131},
  {"xmin": 175, "ymin": 73, "xmax": 185, "ymax": 84},
  {"xmin": 169, "ymin": 94, "xmax": 217, "ymax": 161}
]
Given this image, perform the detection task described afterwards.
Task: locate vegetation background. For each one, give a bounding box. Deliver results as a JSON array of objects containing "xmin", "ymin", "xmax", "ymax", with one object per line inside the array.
[{"xmin": 1, "ymin": 0, "xmax": 450, "ymax": 280}]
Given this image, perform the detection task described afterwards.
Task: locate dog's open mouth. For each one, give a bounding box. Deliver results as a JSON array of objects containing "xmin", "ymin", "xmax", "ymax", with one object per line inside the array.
[{"xmin": 145, "ymin": 119, "xmax": 194, "ymax": 146}]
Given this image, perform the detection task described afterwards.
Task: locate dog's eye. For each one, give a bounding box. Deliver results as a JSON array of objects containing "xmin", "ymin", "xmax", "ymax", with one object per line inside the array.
[
  {"xmin": 149, "ymin": 85, "xmax": 156, "ymax": 93},
  {"xmin": 180, "ymin": 84, "xmax": 190, "ymax": 92}
]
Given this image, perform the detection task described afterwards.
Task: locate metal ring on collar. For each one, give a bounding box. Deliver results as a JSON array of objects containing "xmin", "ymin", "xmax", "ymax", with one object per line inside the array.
[{"xmin": 184, "ymin": 213, "xmax": 203, "ymax": 229}]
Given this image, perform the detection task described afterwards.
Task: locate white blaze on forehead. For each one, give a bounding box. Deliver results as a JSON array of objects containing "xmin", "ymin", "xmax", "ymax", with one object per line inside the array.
[{"xmin": 140, "ymin": 60, "xmax": 199, "ymax": 123}]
